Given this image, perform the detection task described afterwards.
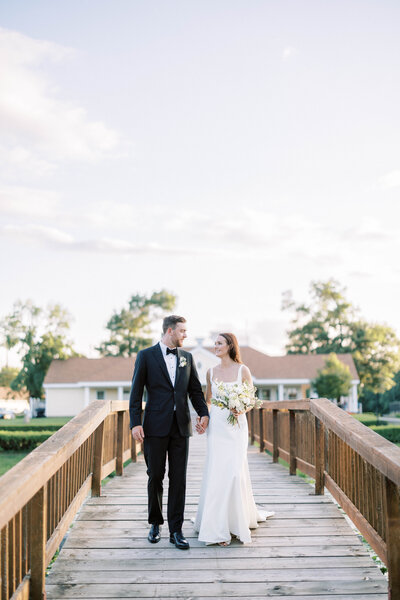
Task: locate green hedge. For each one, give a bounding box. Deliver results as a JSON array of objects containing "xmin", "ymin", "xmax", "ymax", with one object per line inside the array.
[
  {"xmin": 0, "ymin": 424, "xmax": 62, "ymax": 432},
  {"xmin": 353, "ymin": 413, "xmax": 387, "ymax": 427},
  {"xmin": 0, "ymin": 430, "xmax": 54, "ymax": 451},
  {"xmin": 370, "ymin": 425, "xmax": 400, "ymax": 444}
]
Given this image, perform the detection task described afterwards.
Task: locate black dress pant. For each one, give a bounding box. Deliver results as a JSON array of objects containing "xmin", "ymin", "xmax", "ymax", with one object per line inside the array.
[{"xmin": 143, "ymin": 412, "xmax": 189, "ymax": 533}]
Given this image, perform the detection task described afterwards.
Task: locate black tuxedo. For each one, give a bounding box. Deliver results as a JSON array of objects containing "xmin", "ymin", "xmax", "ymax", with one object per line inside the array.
[{"xmin": 129, "ymin": 343, "xmax": 209, "ymax": 533}]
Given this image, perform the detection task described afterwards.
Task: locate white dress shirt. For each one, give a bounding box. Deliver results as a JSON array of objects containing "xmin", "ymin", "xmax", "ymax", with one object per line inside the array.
[{"xmin": 159, "ymin": 341, "xmax": 177, "ymax": 387}]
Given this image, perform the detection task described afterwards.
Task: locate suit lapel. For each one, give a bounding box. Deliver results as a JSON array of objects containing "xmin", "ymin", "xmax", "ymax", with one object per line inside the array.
[
  {"xmin": 152, "ymin": 343, "xmax": 173, "ymax": 388},
  {"xmin": 174, "ymin": 348, "xmax": 181, "ymax": 389}
]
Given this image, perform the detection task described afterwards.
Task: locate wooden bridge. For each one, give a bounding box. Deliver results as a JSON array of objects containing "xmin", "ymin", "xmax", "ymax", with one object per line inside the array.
[{"xmin": 0, "ymin": 398, "xmax": 399, "ymax": 599}]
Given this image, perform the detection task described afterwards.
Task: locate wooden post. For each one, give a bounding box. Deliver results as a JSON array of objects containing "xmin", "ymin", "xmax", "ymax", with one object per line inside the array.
[
  {"xmin": 272, "ymin": 409, "xmax": 279, "ymax": 463},
  {"xmin": 1, "ymin": 525, "xmax": 9, "ymax": 600},
  {"xmin": 259, "ymin": 408, "xmax": 265, "ymax": 453},
  {"xmin": 250, "ymin": 409, "xmax": 255, "ymax": 445},
  {"xmin": 315, "ymin": 416, "xmax": 325, "ymax": 495},
  {"xmin": 116, "ymin": 411, "xmax": 125, "ymax": 476},
  {"xmin": 289, "ymin": 410, "xmax": 296, "ymax": 475},
  {"xmin": 30, "ymin": 485, "xmax": 47, "ymax": 600},
  {"xmin": 131, "ymin": 429, "xmax": 137, "ymax": 463},
  {"xmin": 8, "ymin": 516, "xmax": 15, "ymax": 596},
  {"xmin": 92, "ymin": 421, "xmax": 105, "ymax": 497},
  {"xmin": 385, "ymin": 476, "xmax": 400, "ymax": 599}
]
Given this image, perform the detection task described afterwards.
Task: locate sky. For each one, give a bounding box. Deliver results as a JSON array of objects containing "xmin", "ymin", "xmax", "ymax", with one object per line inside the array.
[{"xmin": 0, "ymin": 0, "xmax": 399, "ymax": 364}]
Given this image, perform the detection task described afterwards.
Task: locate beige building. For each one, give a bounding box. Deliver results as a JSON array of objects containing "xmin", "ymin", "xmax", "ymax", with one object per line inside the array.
[{"xmin": 44, "ymin": 344, "xmax": 360, "ymax": 416}]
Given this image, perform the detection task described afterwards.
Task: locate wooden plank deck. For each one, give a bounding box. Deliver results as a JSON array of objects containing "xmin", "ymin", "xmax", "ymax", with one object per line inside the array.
[{"xmin": 46, "ymin": 428, "xmax": 388, "ymax": 599}]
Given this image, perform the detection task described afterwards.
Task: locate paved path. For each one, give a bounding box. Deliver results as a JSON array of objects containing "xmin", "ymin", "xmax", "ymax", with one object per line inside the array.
[{"xmin": 46, "ymin": 429, "xmax": 388, "ymax": 599}]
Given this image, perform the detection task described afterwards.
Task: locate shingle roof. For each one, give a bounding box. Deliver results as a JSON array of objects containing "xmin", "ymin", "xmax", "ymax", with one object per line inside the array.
[
  {"xmin": 44, "ymin": 356, "xmax": 135, "ymax": 384},
  {"xmin": 232, "ymin": 347, "xmax": 358, "ymax": 380},
  {"xmin": 44, "ymin": 346, "xmax": 359, "ymax": 384}
]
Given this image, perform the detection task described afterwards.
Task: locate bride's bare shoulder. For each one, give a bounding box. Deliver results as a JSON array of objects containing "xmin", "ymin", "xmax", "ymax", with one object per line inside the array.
[{"xmin": 241, "ymin": 363, "xmax": 252, "ymax": 381}]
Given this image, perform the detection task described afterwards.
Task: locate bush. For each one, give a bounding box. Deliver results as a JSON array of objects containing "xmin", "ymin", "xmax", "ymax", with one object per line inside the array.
[
  {"xmin": 353, "ymin": 413, "xmax": 382, "ymax": 426},
  {"xmin": 370, "ymin": 425, "xmax": 400, "ymax": 444},
  {"xmin": 0, "ymin": 430, "xmax": 54, "ymax": 451},
  {"xmin": 0, "ymin": 424, "xmax": 61, "ymax": 432}
]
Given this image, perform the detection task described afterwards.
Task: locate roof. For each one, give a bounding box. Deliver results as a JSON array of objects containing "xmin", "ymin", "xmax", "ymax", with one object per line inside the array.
[
  {"xmin": 44, "ymin": 356, "xmax": 135, "ymax": 384},
  {"xmin": 44, "ymin": 347, "xmax": 359, "ymax": 384},
  {"xmin": 228, "ymin": 347, "xmax": 358, "ymax": 380}
]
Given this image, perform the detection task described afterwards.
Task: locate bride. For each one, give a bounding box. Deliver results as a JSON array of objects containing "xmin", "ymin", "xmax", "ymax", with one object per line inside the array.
[{"xmin": 193, "ymin": 333, "xmax": 274, "ymax": 546}]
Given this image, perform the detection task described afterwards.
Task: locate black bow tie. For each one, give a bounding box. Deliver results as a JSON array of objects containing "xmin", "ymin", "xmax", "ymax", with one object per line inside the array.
[{"xmin": 166, "ymin": 347, "xmax": 177, "ymax": 355}]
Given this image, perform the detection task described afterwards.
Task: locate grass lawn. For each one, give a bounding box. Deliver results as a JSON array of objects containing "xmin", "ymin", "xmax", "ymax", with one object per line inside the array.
[
  {"xmin": 0, "ymin": 417, "xmax": 71, "ymax": 428},
  {"xmin": 0, "ymin": 450, "xmax": 30, "ymax": 476},
  {"xmin": 0, "ymin": 417, "xmax": 72, "ymax": 476}
]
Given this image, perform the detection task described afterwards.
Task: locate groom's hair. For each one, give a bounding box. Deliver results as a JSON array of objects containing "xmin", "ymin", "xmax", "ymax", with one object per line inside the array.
[{"xmin": 162, "ymin": 315, "xmax": 186, "ymax": 333}]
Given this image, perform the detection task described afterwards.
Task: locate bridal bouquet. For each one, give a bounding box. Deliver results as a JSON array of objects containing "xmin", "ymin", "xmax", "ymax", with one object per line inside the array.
[{"xmin": 211, "ymin": 380, "xmax": 263, "ymax": 426}]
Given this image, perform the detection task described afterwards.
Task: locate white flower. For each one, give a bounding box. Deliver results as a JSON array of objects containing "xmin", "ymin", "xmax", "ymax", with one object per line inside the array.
[
  {"xmin": 179, "ymin": 356, "xmax": 187, "ymax": 368},
  {"xmin": 211, "ymin": 380, "xmax": 261, "ymax": 426}
]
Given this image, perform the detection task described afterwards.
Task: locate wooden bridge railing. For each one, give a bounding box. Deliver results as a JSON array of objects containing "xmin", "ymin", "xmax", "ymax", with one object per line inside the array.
[
  {"xmin": 248, "ymin": 398, "xmax": 400, "ymax": 600},
  {"xmin": 0, "ymin": 399, "xmax": 139, "ymax": 600}
]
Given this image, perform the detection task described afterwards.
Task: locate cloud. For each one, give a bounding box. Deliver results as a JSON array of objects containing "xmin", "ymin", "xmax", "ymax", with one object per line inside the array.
[
  {"xmin": 282, "ymin": 46, "xmax": 298, "ymax": 61},
  {"xmin": 0, "ymin": 27, "xmax": 121, "ymax": 173},
  {"xmin": 0, "ymin": 185, "xmax": 60, "ymax": 218},
  {"xmin": 341, "ymin": 217, "xmax": 392, "ymax": 242},
  {"xmin": 378, "ymin": 169, "xmax": 400, "ymax": 190},
  {"xmin": 0, "ymin": 223, "xmax": 199, "ymax": 256}
]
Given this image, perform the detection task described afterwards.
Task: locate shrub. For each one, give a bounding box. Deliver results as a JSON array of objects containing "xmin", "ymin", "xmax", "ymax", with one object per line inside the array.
[
  {"xmin": 353, "ymin": 413, "xmax": 387, "ymax": 427},
  {"xmin": 0, "ymin": 430, "xmax": 54, "ymax": 451},
  {"xmin": 370, "ymin": 425, "xmax": 400, "ymax": 444},
  {"xmin": 0, "ymin": 425, "xmax": 61, "ymax": 432}
]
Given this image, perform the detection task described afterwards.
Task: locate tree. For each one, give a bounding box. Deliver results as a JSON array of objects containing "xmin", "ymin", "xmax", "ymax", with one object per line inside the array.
[
  {"xmin": 0, "ymin": 300, "xmax": 77, "ymax": 399},
  {"xmin": 282, "ymin": 280, "xmax": 400, "ymax": 401},
  {"xmin": 312, "ymin": 353, "xmax": 352, "ymax": 404},
  {"xmin": 97, "ymin": 290, "xmax": 177, "ymax": 357},
  {"xmin": 351, "ymin": 321, "xmax": 400, "ymax": 395},
  {"xmin": 0, "ymin": 366, "xmax": 19, "ymax": 387},
  {"xmin": 0, "ymin": 308, "xmax": 21, "ymax": 366},
  {"xmin": 282, "ymin": 279, "xmax": 356, "ymax": 355}
]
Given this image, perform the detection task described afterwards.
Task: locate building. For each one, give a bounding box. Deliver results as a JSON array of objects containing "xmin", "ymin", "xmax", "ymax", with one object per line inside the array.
[{"xmin": 44, "ymin": 343, "xmax": 360, "ymax": 416}]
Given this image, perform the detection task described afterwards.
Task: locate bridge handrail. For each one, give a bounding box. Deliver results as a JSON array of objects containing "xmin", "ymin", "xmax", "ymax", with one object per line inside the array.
[
  {"xmin": 249, "ymin": 398, "xmax": 400, "ymax": 599},
  {"xmin": 0, "ymin": 399, "xmax": 138, "ymax": 600}
]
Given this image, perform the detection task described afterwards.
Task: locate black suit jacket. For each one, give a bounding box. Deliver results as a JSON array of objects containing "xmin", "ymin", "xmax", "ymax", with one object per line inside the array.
[{"xmin": 129, "ymin": 344, "xmax": 209, "ymax": 437}]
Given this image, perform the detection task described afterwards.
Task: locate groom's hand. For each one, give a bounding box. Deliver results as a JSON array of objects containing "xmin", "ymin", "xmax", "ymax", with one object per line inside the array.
[{"xmin": 131, "ymin": 425, "xmax": 144, "ymax": 443}]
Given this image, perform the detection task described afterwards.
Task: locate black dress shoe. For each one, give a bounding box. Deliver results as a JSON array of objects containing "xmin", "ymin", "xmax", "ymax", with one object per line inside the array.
[
  {"xmin": 148, "ymin": 524, "xmax": 161, "ymax": 543},
  {"xmin": 169, "ymin": 531, "xmax": 190, "ymax": 550}
]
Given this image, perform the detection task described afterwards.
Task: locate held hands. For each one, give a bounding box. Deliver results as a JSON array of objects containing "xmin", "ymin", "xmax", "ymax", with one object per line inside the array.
[
  {"xmin": 195, "ymin": 416, "xmax": 209, "ymax": 434},
  {"xmin": 131, "ymin": 425, "xmax": 145, "ymax": 443}
]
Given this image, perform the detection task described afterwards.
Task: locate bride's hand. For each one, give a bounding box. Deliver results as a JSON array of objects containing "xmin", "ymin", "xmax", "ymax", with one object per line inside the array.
[{"xmin": 231, "ymin": 409, "xmax": 244, "ymax": 417}]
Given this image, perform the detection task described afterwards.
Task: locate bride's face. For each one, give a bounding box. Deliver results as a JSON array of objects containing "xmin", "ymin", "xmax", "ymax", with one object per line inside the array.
[{"xmin": 214, "ymin": 335, "xmax": 229, "ymax": 358}]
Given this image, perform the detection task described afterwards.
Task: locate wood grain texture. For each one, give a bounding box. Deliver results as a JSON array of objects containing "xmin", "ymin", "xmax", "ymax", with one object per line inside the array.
[{"xmin": 46, "ymin": 423, "xmax": 387, "ymax": 599}]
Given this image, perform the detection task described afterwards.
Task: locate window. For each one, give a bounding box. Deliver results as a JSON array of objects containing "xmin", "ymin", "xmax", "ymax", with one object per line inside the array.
[
  {"xmin": 287, "ymin": 388, "xmax": 298, "ymax": 400},
  {"xmin": 258, "ymin": 388, "xmax": 271, "ymax": 400},
  {"xmin": 96, "ymin": 390, "xmax": 105, "ymax": 400}
]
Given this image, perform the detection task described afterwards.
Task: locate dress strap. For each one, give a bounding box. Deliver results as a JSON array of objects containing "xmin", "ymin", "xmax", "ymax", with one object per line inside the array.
[
  {"xmin": 209, "ymin": 367, "xmax": 213, "ymax": 382},
  {"xmin": 237, "ymin": 364, "xmax": 243, "ymax": 382}
]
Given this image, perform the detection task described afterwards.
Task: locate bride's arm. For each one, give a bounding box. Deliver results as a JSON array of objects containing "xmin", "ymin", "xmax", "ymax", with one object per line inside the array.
[
  {"xmin": 232, "ymin": 364, "xmax": 254, "ymax": 416},
  {"xmin": 196, "ymin": 369, "xmax": 212, "ymax": 433},
  {"xmin": 205, "ymin": 368, "xmax": 212, "ymax": 406},
  {"xmin": 242, "ymin": 365, "xmax": 255, "ymax": 413}
]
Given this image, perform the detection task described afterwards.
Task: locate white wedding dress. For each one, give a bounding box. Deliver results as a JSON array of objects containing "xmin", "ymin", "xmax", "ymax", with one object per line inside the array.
[{"xmin": 193, "ymin": 365, "xmax": 274, "ymax": 544}]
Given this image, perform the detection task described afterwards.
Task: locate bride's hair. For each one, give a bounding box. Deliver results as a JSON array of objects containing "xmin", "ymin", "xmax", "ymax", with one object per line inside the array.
[{"xmin": 219, "ymin": 333, "xmax": 242, "ymax": 363}]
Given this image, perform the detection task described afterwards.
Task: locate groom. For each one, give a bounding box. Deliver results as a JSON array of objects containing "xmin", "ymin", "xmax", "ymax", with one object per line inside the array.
[{"xmin": 130, "ymin": 315, "xmax": 209, "ymax": 550}]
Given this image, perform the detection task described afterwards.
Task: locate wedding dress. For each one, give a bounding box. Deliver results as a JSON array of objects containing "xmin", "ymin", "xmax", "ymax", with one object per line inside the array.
[{"xmin": 193, "ymin": 365, "xmax": 274, "ymax": 544}]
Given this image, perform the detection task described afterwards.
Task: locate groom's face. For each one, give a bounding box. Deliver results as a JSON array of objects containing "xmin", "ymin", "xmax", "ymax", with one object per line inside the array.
[{"xmin": 171, "ymin": 322, "xmax": 187, "ymax": 347}]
